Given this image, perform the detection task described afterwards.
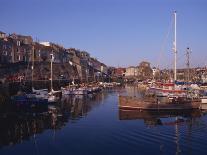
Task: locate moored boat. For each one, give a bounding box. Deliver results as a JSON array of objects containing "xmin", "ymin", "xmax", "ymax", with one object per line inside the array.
[
  {"xmin": 199, "ymin": 90, "xmax": 207, "ymax": 109},
  {"xmin": 119, "ymin": 95, "xmax": 201, "ymax": 110}
]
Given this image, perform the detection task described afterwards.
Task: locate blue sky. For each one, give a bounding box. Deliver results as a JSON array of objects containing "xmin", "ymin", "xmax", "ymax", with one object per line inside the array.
[{"xmin": 0, "ymin": 0, "xmax": 207, "ymax": 68}]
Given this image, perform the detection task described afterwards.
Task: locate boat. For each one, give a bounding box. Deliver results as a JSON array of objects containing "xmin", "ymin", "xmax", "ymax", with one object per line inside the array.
[
  {"xmin": 150, "ymin": 82, "xmax": 187, "ymax": 96},
  {"xmin": 61, "ymin": 82, "xmax": 102, "ymax": 96},
  {"xmin": 32, "ymin": 87, "xmax": 48, "ymax": 100},
  {"xmin": 61, "ymin": 86, "xmax": 74, "ymax": 95},
  {"xmin": 201, "ymin": 96, "xmax": 207, "ymax": 104},
  {"xmin": 119, "ymin": 95, "xmax": 200, "ymax": 110},
  {"xmin": 28, "ymin": 45, "xmax": 48, "ymax": 100},
  {"xmin": 73, "ymin": 87, "xmax": 88, "ymax": 95},
  {"xmin": 199, "ymin": 90, "xmax": 207, "ymax": 109},
  {"xmin": 61, "ymin": 85, "xmax": 88, "ymax": 95},
  {"xmin": 119, "ymin": 11, "xmax": 202, "ymax": 110},
  {"xmin": 11, "ymin": 91, "xmax": 48, "ymax": 113},
  {"xmin": 148, "ymin": 11, "xmax": 189, "ymax": 98},
  {"xmin": 11, "ymin": 46, "xmax": 49, "ymax": 108}
]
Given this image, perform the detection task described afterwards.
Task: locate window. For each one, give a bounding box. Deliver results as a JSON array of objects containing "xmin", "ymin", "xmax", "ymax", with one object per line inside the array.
[{"xmin": 18, "ymin": 55, "xmax": 21, "ymax": 61}]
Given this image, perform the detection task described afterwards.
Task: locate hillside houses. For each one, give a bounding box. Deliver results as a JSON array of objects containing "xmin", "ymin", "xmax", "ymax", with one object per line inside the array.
[{"xmin": 0, "ymin": 31, "xmax": 108, "ymax": 82}]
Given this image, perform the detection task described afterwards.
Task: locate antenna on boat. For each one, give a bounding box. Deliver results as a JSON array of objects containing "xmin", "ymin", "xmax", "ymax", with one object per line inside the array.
[{"xmin": 173, "ymin": 11, "xmax": 177, "ymax": 82}]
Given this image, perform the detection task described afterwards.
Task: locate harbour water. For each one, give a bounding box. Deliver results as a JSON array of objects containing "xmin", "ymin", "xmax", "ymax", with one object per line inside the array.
[{"xmin": 1, "ymin": 85, "xmax": 207, "ymax": 155}]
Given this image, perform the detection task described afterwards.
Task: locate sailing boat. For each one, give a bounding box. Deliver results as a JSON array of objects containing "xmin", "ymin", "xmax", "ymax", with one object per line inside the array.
[
  {"xmin": 11, "ymin": 45, "xmax": 49, "ymax": 107},
  {"xmin": 151, "ymin": 11, "xmax": 187, "ymax": 97},
  {"xmin": 119, "ymin": 11, "xmax": 201, "ymax": 110},
  {"xmin": 31, "ymin": 45, "xmax": 48, "ymax": 100}
]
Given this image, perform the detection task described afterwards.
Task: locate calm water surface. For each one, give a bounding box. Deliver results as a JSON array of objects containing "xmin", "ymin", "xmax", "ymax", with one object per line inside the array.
[{"xmin": 1, "ymin": 86, "xmax": 207, "ymax": 155}]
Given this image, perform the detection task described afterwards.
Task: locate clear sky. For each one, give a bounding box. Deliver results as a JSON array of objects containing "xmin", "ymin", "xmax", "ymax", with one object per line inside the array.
[{"xmin": 0, "ymin": 0, "xmax": 206, "ymax": 68}]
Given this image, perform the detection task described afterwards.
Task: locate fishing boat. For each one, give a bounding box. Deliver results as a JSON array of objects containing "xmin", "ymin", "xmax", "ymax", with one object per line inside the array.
[{"xmin": 119, "ymin": 95, "xmax": 200, "ymax": 110}]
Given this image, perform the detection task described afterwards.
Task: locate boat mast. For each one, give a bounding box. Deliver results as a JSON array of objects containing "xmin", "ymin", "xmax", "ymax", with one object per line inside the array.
[
  {"xmin": 32, "ymin": 45, "xmax": 34, "ymax": 89},
  {"xmin": 186, "ymin": 47, "xmax": 190, "ymax": 82},
  {"xmin": 50, "ymin": 53, "xmax": 54, "ymax": 92},
  {"xmin": 174, "ymin": 11, "xmax": 177, "ymax": 82}
]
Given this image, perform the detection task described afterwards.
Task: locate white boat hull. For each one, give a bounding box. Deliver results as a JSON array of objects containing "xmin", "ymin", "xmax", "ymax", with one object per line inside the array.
[
  {"xmin": 48, "ymin": 95, "xmax": 58, "ymax": 102},
  {"xmin": 201, "ymin": 97, "xmax": 207, "ymax": 104}
]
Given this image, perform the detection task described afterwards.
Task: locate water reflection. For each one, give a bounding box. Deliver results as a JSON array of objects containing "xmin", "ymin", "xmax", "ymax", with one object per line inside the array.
[
  {"xmin": 123, "ymin": 84, "xmax": 145, "ymax": 97},
  {"xmin": 1, "ymin": 86, "xmax": 207, "ymax": 155},
  {"xmin": 119, "ymin": 109, "xmax": 206, "ymax": 126},
  {"xmin": 0, "ymin": 92, "xmax": 108, "ymax": 148},
  {"xmin": 119, "ymin": 109, "xmax": 207, "ymax": 155}
]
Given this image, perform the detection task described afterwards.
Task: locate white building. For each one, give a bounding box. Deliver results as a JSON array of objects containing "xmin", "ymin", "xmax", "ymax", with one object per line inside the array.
[
  {"xmin": 40, "ymin": 42, "xmax": 51, "ymax": 47},
  {"xmin": 125, "ymin": 66, "xmax": 138, "ymax": 77}
]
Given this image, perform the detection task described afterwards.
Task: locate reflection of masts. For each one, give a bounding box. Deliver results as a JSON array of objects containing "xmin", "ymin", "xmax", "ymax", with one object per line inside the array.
[
  {"xmin": 32, "ymin": 120, "xmax": 39, "ymax": 155},
  {"xmin": 51, "ymin": 112, "xmax": 57, "ymax": 142},
  {"xmin": 175, "ymin": 122, "xmax": 181, "ymax": 155}
]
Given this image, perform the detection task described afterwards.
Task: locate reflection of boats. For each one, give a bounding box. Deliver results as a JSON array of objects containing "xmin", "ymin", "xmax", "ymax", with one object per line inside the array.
[
  {"xmin": 0, "ymin": 91, "xmax": 109, "ymax": 148},
  {"xmin": 119, "ymin": 108, "xmax": 204, "ymax": 127},
  {"xmin": 0, "ymin": 113, "xmax": 64, "ymax": 148},
  {"xmin": 119, "ymin": 109, "xmax": 202, "ymax": 121},
  {"xmin": 119, "ymin": 100, "xmax": 207, "ymax": 155}
]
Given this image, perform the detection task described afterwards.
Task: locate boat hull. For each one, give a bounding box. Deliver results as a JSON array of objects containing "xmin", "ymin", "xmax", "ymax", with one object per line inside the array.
[{"xmin": 119, "ymin": 96, "xmax": 201, "ymax": 110}]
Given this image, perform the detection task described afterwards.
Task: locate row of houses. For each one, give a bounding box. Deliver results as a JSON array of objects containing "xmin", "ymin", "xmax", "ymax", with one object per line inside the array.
[
  {"xmin": 110, "ymin": 61, "xmax": 207, "ymax": 83},
  {"xmin": 0, "ymin": 31, "xmax": 108, "ymax": 82},
  {"xmin": 109, "ymin": 61, "xmax": 154, "ymax": 81}
]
